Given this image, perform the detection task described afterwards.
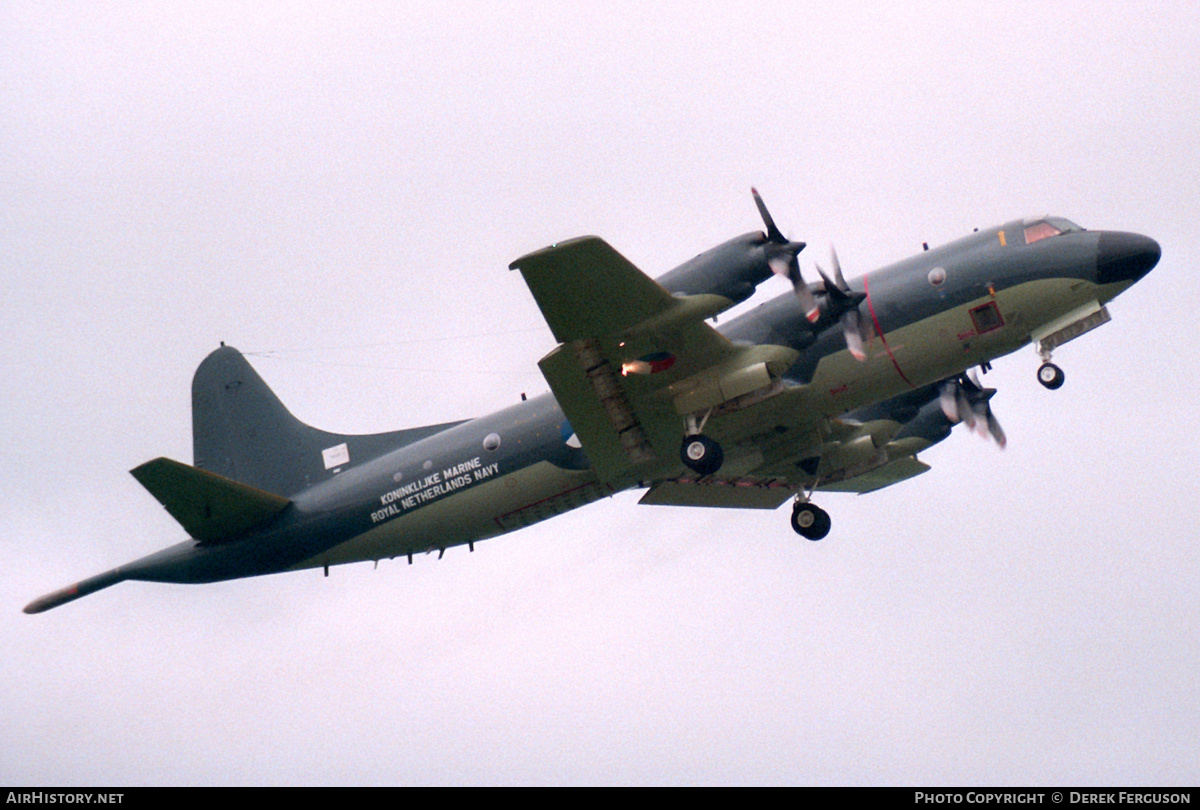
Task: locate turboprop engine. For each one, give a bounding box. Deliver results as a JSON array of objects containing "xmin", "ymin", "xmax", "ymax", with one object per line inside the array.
[
  {"xmin": 656, "ymin": 189, "xmax": 819, "ymax": 321},
  {"xmin": 656, "ymin": 230, "xmax": 787, "ymax": 306}
]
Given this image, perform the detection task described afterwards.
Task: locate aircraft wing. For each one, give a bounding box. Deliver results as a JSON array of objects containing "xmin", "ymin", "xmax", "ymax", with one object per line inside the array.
[
  {"xmin": 638, "ymin": 414, "xmax": 933, "ymax": 507},
  {"xmin": 512, "ymin": 237, "xmax": 941, "ymax": 497},
  {"xmin": 511, "ymin": 236, "xmax": 800, "ymax": 482},
  {"xmin": 512, "ymin": 237, "xmax": 695, "ymax": 343}
]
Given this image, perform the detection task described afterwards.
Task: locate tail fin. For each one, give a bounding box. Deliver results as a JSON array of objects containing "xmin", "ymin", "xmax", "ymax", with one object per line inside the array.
[{"xmin": 192, "ymin": 345, "xmax": 467, "ymax": 496}]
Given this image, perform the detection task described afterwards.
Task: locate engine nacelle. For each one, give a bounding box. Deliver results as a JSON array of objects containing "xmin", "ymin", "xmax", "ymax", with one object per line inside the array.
[{"xmin": 656, "ymin": 232, "xmax": 775, "ymax": 305}]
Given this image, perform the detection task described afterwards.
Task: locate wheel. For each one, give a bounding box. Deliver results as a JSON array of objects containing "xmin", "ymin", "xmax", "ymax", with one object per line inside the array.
[
  {"xmin": 791, "ymin": 503, "xmax": 831, "ymax": 541},
  {"xmin": 1037, "ymin": 362, "xmax": 1065, "ymax": 390},
  {"xmin": 812, "ymin": 508, "xmax": 832, "ymax": 540},
  {"xmin": 680, "ymin": 434, "xmax": 723, "ymax": 476}
]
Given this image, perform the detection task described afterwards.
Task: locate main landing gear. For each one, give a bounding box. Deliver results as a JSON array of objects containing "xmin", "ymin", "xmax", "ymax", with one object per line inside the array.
[
  {"xmin": 679, "ymin": 410, "xmax": 724, "ymax": 477},
  {"xmin": 680, "ymin": 434, "xmax": 723, "ymax": 476},
  {"xmin": 677, "ymin": 416, "xmax": 832, "ymax": 540},
  {"xmin": 791, "ymin": 497, "xmax": 831, "ymax": 541}
]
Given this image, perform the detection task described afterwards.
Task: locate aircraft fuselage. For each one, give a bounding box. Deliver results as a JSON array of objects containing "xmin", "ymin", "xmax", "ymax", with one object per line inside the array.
[{"xmin": 24, "ymin": 212, "xmax": 1159, "ymax": 612}]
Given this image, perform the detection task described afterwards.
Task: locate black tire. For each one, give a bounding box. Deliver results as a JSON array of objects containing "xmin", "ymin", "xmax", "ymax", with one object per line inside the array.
[
  {"xmin": 1037, "ymin": 362, "xmax": 1065, "ymax": 390},
  {"xmin": 791, "ymin": 503, "xmax": 831, "ymax": 541},
  {"xmin": 811, "ymin": 508, "xmax": 832, "ymax": 540},
  {"xmin": 680, "ymin": 434, "xmax": 723, "ymax": 476}
]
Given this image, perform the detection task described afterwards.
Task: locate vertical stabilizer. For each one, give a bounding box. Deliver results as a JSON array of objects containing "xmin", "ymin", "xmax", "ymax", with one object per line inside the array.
[{"xmin": 191, "ymin": 346, "xmax": 467, "ymax": 496}]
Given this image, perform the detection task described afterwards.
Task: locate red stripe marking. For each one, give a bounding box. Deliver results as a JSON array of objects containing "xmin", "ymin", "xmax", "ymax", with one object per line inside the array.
[{"xmin": 864, "ymin": 274, "xmax": 917, "ymax": 389}]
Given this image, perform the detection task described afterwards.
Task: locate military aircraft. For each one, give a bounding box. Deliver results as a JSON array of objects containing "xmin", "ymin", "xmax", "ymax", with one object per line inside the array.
[{"xmin": 24, "ymin": 191, "xmax": 1160, "ymax": 613}]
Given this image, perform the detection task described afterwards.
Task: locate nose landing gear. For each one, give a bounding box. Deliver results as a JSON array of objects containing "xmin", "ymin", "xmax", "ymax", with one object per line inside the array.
[
  {"xmin": 1037, "ymin": 361, "xmax": 1065, "ymax": 390},
  {"xmin": 1036, "ymin": 343, "xmax": 1066, "ymax": 390}
]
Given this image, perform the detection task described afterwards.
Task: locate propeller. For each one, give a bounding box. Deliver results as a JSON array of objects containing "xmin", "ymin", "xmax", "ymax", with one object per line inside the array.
[
  {"xmin": 814, "ymin": 244, "xmax": 871, "ymax": 362},
  {"xmin": 751, "ymin": 188, "xmax": 819, "ymax": 322},
  {"xmin": 938, "ymin": 369, "xmax": 1006, "ymax": 448}
]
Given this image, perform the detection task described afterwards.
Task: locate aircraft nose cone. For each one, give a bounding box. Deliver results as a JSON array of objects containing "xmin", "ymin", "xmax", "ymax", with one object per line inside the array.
[{"xmin": 1096, "ymin": 231, "xmax": 1161, "ymax": 285}]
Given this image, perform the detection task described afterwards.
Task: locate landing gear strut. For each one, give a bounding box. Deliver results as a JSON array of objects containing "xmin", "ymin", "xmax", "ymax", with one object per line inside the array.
[{"xmin": 791, "ymin": 499, "xmax": 831, "ymax": 541}]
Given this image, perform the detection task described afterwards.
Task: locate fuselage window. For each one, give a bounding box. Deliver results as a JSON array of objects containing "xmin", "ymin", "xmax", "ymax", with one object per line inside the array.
[{"xmin": 970, "ymin": 302, "xmax": 1004, "ymax": 334}]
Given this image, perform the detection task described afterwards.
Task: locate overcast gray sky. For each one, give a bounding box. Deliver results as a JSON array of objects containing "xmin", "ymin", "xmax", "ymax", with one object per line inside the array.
[{"xmin": 3, "ymin": 0, "xmax": 1198, "ymax": 786}]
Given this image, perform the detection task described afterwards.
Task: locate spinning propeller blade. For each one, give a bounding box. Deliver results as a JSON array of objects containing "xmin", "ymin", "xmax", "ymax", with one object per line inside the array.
[
  {"xmin": 815, "ymin": 244, "xmax": 870, "ymax": 362},
  {"xmin": 939, "ymin": 370, "xmax": 1006, "ymax": 448},
  {"xmin": 751, "ymin": 188, "xmax": 818, "ymax": 322}
]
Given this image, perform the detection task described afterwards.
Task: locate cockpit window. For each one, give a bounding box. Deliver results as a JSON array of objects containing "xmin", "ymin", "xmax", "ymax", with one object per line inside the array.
[
  {"xmin": 1023, "ymin": 217, "xmax": 1084, "ymax": 245},
  {"xmin": 1024, "ymin": 220, "xmax": 1062, "ymax": 244},
  {"xmin": 1048, "ymin": 217, "xmax": 1083, "ymax": 233}
]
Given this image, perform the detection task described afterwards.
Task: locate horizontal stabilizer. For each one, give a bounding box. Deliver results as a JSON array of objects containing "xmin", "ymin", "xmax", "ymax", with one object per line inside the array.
[{"xmin": 131, "ymin": 457, "xmax": 291, "ymax": 543}]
